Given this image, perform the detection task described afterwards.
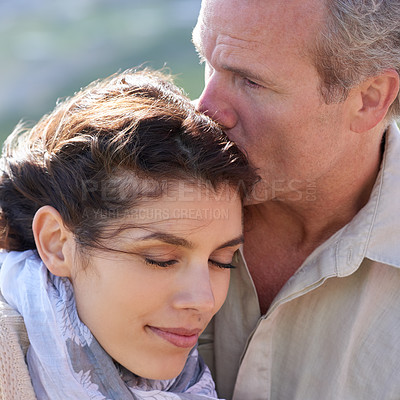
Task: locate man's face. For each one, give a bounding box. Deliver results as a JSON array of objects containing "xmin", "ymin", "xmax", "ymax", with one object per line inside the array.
[{"xmin": 193, "ymin": 0, "xmax": 355, "ymax": 203}]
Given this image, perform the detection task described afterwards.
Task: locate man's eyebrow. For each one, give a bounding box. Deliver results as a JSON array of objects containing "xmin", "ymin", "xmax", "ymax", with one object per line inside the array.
[{"xmin": 223, "ymin": 64, "xmax": 264, "ymax": 81}]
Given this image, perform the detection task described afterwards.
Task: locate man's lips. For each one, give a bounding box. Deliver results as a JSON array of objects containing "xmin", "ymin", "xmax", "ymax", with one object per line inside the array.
[{"xmin": 148, "ymin": 326, "xmax": 201, "ymax": 348}]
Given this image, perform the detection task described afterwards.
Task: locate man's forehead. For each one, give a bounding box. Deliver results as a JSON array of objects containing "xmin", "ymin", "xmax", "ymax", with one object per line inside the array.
[
  {"xmin": 196, "ymin": 0, "xmax": 325, "ymax": 40},
  {"xmin": 194, "ymin": 0, "xmax": 268, "ymax": 51}
]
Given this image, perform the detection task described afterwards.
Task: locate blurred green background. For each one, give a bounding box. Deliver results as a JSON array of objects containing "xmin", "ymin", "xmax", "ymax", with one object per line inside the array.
[{"xmin": 0, "ymin": 0, "xmax": 204, "ymax": 145}]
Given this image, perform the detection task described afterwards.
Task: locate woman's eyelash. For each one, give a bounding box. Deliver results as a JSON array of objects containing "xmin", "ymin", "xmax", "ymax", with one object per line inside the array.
[
  {"xmin": 209, "ymin": 260, "xmax": 236, "ymax": 269},
  {"xmin": 144, "ymin": 258, "xmax": 236, "ymax": 269},
  {"xmin": 144, "ymin": 258, "xmax": 177, "ymax": 268}
]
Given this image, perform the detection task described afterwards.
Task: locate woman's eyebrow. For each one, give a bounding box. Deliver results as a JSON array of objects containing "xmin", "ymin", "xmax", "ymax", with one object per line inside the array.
[
  {"xmin": 216, "ymin": 235, "xmax": 244, "ymax": 250},
  {"xmin": 137, "ymin": 232, "xmax": 194, "ymax": 248},
  {"xmin": 136, "ymin": 233, "xmax": 244, "ymax": 250}
]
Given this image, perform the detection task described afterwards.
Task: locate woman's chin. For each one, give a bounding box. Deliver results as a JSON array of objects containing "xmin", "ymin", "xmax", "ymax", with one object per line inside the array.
[
  {"xmin": 122, "ymin": 353, "xmax": 188, "ymax": 381},
  {"xmin": 136, "ymin": 366, "xmax": 184, "ymax": 381},
  {"xmin": 148, "ymin": 369, "xmax": 182, "ymax": 381}
]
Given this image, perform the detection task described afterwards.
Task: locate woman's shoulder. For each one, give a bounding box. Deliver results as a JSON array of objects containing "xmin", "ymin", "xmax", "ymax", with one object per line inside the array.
[{"xmin": 0, "ymin": 292, "xmax": 37, "ymax": 400}]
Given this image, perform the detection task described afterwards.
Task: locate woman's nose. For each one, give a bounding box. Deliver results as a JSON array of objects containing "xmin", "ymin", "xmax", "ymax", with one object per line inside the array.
[{"xmin": 172, "ymin": 267, "xmax": 216, "ymax": 313}]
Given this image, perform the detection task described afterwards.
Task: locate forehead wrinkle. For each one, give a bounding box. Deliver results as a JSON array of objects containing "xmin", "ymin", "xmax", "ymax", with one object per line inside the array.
[
  {"xmin": 214, "ymin": 34, "xmax": 266, "ymax": 67},
  {"xmin": 195, "ymin": 13, "xmax": 288, "ymax": 85},
  {"xmin": 214, "ymin": 33, "xmax": 269, "ymax": 69},
  {"xmin": 194, "ymin": 18, "xmax": 262, "ymax": 56},
  {"xmin": 215, "ymin": 30, "xmax": 264, "ymax": 51}
]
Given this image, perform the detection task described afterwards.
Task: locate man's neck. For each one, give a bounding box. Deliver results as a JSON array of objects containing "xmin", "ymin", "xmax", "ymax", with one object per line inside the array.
[{"xmin": 243, "ymin": 149, "xmax": 382, "ymax": 314}]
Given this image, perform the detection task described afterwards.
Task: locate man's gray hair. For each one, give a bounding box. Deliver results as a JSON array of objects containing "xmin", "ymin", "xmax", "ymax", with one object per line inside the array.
[{"xmin": 314, "ymin": 0, "xmax": 400, "ymax": 120}]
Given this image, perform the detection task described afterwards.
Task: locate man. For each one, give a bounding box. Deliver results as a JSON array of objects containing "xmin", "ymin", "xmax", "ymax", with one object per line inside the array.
[{"xmin": 192, "ymin": 0, "xmax": 400, "ymax": 399}]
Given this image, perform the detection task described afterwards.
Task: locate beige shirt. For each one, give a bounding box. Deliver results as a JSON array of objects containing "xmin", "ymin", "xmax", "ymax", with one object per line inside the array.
[
  {"xmin": 0, "ymin": 293, "xmax": 37, "ymax": 400},
  {"xmin": 199, "ymin": 121, "xmax": 400, "ymax": 400}
]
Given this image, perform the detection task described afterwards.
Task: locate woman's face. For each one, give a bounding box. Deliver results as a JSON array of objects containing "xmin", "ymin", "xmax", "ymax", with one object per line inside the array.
[{"xmin": 69, "ymin": 183, "xmax": 243, "ymax": 380}]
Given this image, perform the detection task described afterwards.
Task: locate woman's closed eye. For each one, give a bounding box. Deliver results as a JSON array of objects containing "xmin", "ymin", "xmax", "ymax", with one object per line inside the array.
[
  {"xmin": 144, "ymin": 258, "xmax": 235, "ymax": 270},
  {"xmin": 209, "ymin": 259, "xmax": 236, "ymax": 269},
  {"xmin": 144, "ymin": 258, "xmax": 178, "ymax": 268}
]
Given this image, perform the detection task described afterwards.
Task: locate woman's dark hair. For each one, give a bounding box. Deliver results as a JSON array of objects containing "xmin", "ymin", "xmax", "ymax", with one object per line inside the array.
[{"xmin": 0, "ymin": 69, "xmax": 257, "ymax": 252}]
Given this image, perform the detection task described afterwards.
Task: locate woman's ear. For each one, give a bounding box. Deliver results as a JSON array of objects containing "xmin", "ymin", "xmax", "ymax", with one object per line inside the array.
[
  {"xmin": 32, "ymin": 206, "xmax": 75, "ymax": 277},
  {"xmin": 350, "ymin": 69, "xmax": 399, "ymax": 133}
]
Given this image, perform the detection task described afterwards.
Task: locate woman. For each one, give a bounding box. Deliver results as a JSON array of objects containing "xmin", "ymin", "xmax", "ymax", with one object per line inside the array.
[{"xmin": 0, "ymin": 69, "xmax": 256, "ymax": 399}]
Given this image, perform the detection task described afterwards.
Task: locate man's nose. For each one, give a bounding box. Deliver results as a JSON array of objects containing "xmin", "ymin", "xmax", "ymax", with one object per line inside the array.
[{"xmin": 196, "ymin": 75, "xmax": 238, "ymax": 130}]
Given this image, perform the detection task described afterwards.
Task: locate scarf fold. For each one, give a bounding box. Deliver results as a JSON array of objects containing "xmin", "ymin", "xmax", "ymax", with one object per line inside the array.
[{"xmin": 0, "ymin": 250, "xmax": 219, "ymax": 400}]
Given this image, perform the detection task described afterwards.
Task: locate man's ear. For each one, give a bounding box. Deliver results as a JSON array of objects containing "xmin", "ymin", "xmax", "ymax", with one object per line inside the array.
[
  {"xmin": 32, "ymin": 206, "xmax": 74, "ymax": 277},
  {"xmin": 350, "ymin": 69, "xmax": 399, "ymax": 133}
]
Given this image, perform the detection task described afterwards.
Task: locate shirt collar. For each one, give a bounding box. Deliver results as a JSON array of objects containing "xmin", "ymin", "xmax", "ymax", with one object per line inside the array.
[
  {"xmin": 307, "ymin": 121, "xmax": 400, "ymax": 276},
  {"xmin": 364, "ymin": 121, "xmax": 400, "ymax": 267},
  {"xmin": 268, "ymin": 121, "xmax": 400, "ymax": 310}
]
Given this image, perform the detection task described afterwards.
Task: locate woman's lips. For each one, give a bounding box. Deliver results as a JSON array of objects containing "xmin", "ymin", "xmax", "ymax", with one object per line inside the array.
[{"xmin": 148, "ymin": 326, "xmax": 201, "ymax": 348}]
